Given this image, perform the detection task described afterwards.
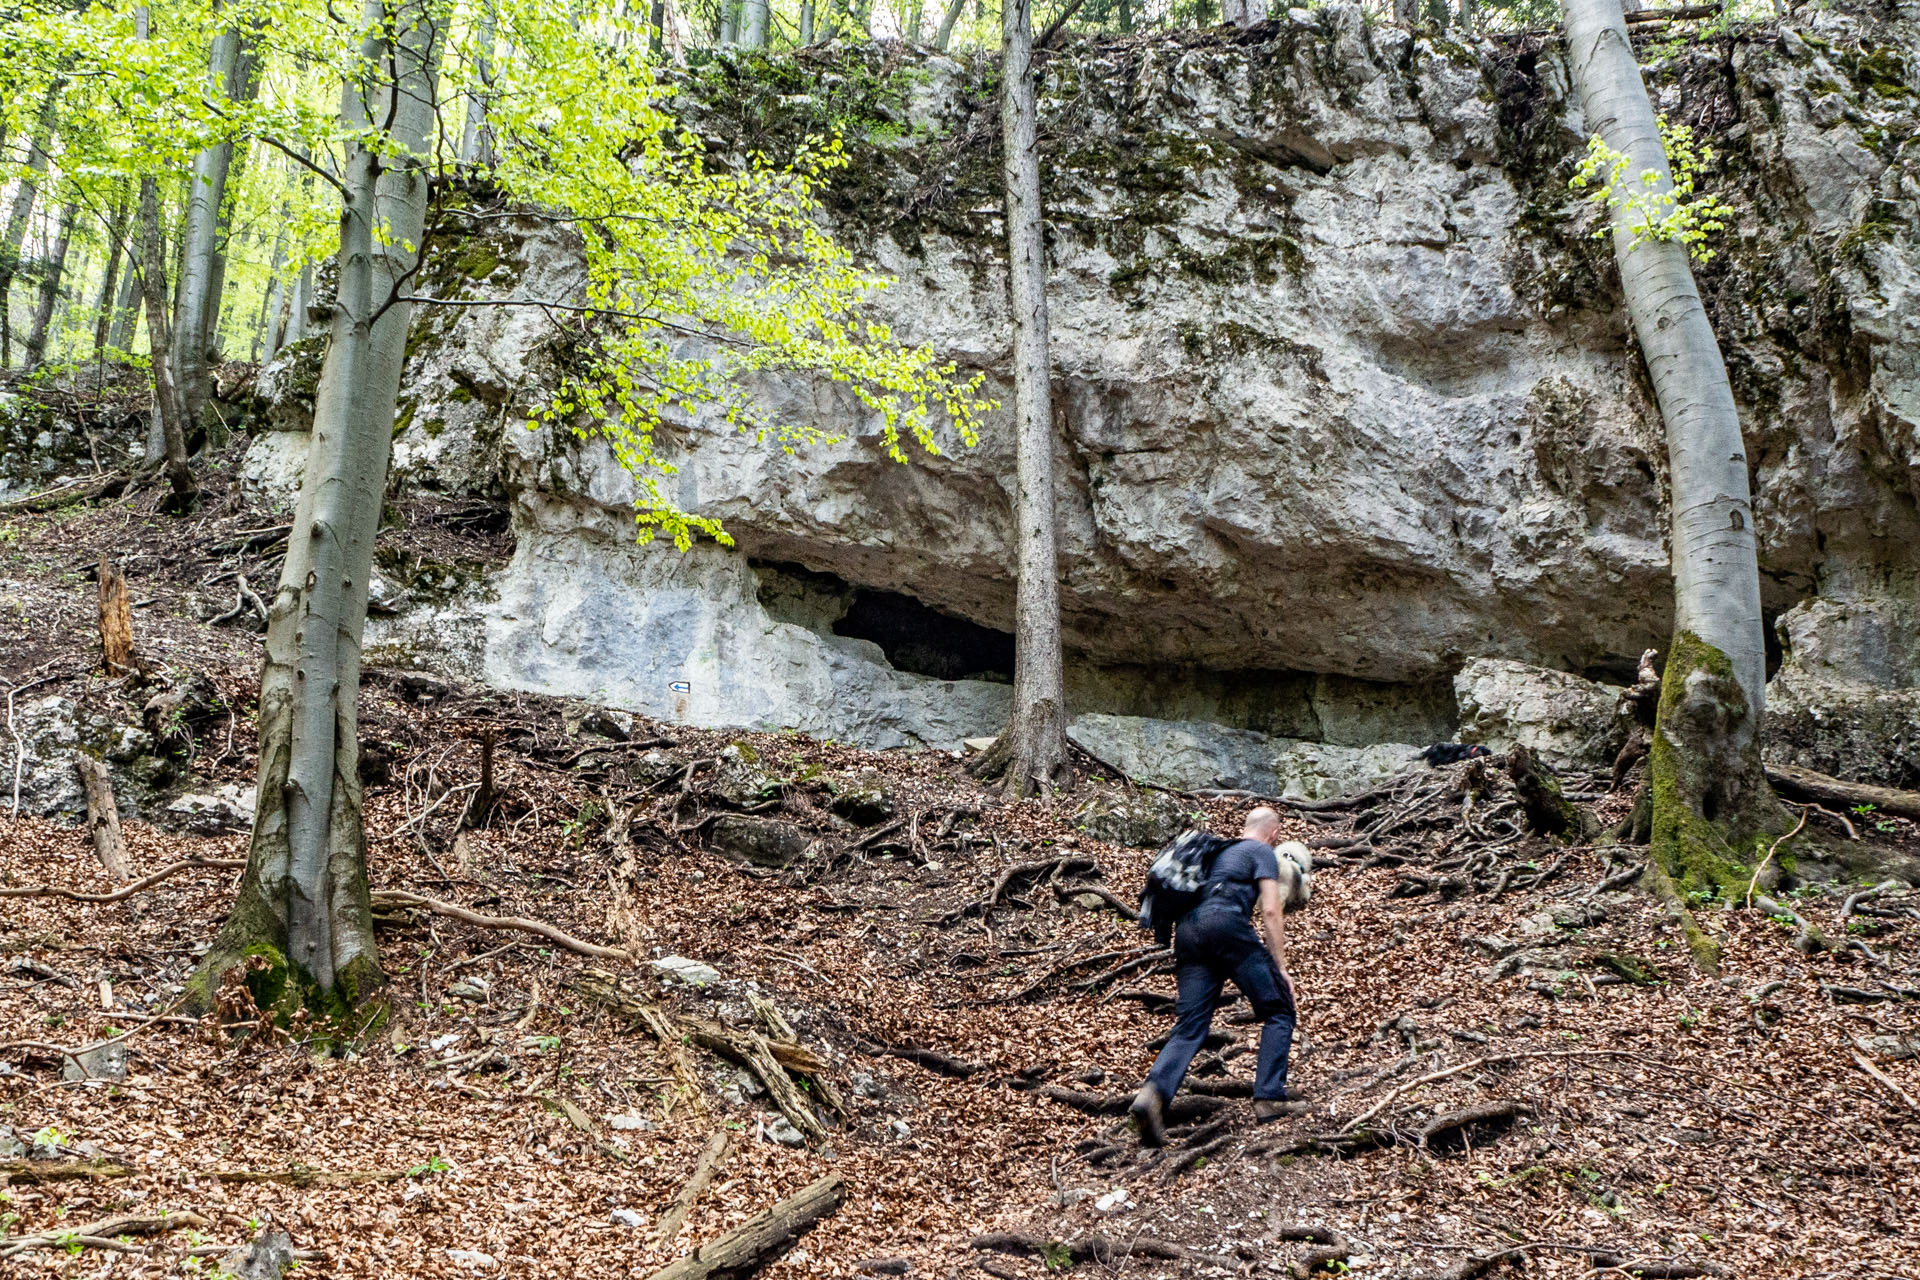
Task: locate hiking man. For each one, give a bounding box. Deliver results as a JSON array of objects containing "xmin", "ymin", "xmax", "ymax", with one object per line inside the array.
[{"xmin": 1130, "ymin": 807, "xmax": 1310, "ymax": 1146}]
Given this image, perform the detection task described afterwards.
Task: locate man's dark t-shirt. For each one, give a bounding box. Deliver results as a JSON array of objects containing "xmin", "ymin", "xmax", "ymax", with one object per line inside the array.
[{"xmin": 1193, "ymin": 838, "xmax": 1280, "ymax": 922}]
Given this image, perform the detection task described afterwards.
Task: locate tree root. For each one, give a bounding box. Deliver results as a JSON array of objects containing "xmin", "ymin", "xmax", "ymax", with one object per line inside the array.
[
  {"xmin": 1418, "ymin": 1099, "xmax": 1529, "ymax": 1152},
  {"xmin": 371, "ymin": 890, "xmax": 631, "ymax": 962},
  {"xmin": 0, "ymin": 1209, "xmax": 208, "ymax": 1260},
  {"xmin": 0, "ymin": 857, "xmax": 246, "ymax": 903},
  {"xmin": 1035, "ymin": 1085, "xmax": 1226, "ymax": 1123},
  {"xmin": 970, "ymin": 1232, "xmax": 1229, "ymax": 1267},
  {"xmin": 0, "ymin": 1158, "xmax": 134, "ymax": 1183},
  {"xmin": 855, "ymin": 1038, "xmax": 982, "ymax": 1078}
]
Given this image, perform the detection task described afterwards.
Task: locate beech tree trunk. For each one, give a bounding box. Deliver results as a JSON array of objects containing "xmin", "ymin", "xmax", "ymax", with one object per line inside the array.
[
  {"xmin": 1563, "ymin": 0, "xmax": 1789, "ymax": 900},
  {"xmin": 108, "ymin": 246, "xmax": 142, "ymax": 353},
  {"xmin": 23, "ymin": 200, "xmax": 78, "ymax": 370},
  {"xmin": 740, "ymin": 0, "xmax": 769, "ymax": 47},
  {"xmin": 0, "ymin": 85, "xmax": 59, "ymax": 369},
  {"xmin": 459, "ymin": 6, "xmax": 497, "ymax": 166},
  {"xmin": 174, "ymin": 23, "xmax": 262, "ymax": 432},
  {"xmin": 135, "ymin": 88, "xmax": 198, "ymax": 511},
  {"xmin": 932, "ymin": 0, "xmax": 965, "ymax": 49},
  {"xmin": 254, "ymin": 223, "xmax": 288, "ymax": 360},
  {"xmin": 969, "ymin": 0, "xmax": 1068, "ymax": 799},
  {"xmin": 191, "ymin": 0, "xmax": 445, "ymax": 1020}
]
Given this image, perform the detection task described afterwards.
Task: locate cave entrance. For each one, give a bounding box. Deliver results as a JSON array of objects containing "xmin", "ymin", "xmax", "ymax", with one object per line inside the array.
[{"xmin": 833, "ymin": 589, "xmax": 1014, "ymax": 683}]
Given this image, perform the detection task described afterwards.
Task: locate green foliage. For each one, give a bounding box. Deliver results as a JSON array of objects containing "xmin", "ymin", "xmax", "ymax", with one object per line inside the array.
[{"xmin": 1569, "ymin": 119, "xmax": 1733, "ymax": 263}]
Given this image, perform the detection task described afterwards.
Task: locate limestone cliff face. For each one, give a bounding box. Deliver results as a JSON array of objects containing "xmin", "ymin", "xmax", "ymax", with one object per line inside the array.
[{"xmin": 253, "ymin": 6, "xmax": 1920, "ymax": 789}]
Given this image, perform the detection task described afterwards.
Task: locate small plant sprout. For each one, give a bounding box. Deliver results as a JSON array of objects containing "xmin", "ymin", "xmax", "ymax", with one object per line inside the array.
[{"xmin": 1570, "ymin": 118, "xmax": 1734, "ymax": 262}]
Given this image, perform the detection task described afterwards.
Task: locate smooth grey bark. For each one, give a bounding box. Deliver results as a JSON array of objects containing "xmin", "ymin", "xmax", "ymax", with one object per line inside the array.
[
  {"xmin": 108, "ymin": 247, "xmax": 142, "ymax": 352},
  {"xmin": 196, "ymin": 0, "xmax": 446, "ymax": 1015},
  {"xmin": 92, "ymin": 194, "xmax": 132, "ymax": 362},
  {"xmin": 174, "ymin": 23, "xmax": 263, "ymax": 429},
  {"xmin": 931, "ymin": 0, "xmax": 965, "ymax": 49},
  {"xmin": 799, "ymin": 0, "xmax": 815, "ymax": 40},
  {"xmin": 903, "ymin": 0, "xmax": 922, "ymax": 42},
  {"xmin": 0, "ymin": 85, "xmax": 59, "ymax": 369},
  {"xmin": 718, "ymin": 0, "xmax": 737, "ymax": 43},
  {"xmin": 1564, "ymin": 0, "xmax": 1789, "ymax": 908},
  {"xmin": 740, "ymin": 0, "xmax": 769, "ymax": 46},
  {"xmin": 286, "ymin": 263, "xmax": 313, "ymax": 344},
  {"xmin": 1564, "ymin": 0, "xmax": 1765, "ymax": 720},
  {"xmin": 23, "ymin": 199, "xmax": 78, "ymax": 370},
  {"xmin": 969, "ymin": 0, "xmax": 1067, "ymax": 798},
  {"xmin": 459, "ymin": 4, "xmax": 497, "ymax": 165},
  {"xmin": 254, "ymin": 222, "xmax": 289, "ymax": 360},
  {"xmin": 1222, "ymin": 0, "xmax": 1266, "ymax": 26},
  {"xmin": 137, "ymin": 173, "xmax": 197, "ymax": 507}
]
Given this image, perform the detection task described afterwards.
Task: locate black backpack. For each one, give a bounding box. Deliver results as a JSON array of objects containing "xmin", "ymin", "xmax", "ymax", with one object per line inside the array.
[{"xmin": 1138, "ymin": 830, "xmax": 1234, "ymax": 946}]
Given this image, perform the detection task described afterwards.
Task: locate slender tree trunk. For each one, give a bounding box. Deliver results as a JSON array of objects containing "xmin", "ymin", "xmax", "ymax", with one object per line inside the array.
[
  {"xmin": 1117, "ymin": 0, "xmax": 1133, "ymax": 33},
  {"xmin": 174, "ymin": 24, "xmax": 262, "ymax": 434},
  {"xmin": 1563, "ymin": 0, "xmax": 1788, "ymax": 913},
  {"xmin": 904, "ymin": 0, "xmax": 923, "ymax": 42},
  {"xmin": 286, "ymin": 263, "xmax": 313, "ymax": 345},
  {"xmin": 108, "ymin": 247, "xmax": 142, "ymax": 352},
  {"xmin": 968, "ymin": 0, "xmax": 1067, "ymax": 799},
  {"xmin": 718, "ymin": 0, "xmax": 737, "ymax": 43},
  {"xmin": 137, "ymin": 176, "xmax": 197, "ymax": 507},
  {"xmin": 191, "ymin": 0, "xmax": 446, "ymax": 1020},
  {"xmin": 92, "ymin": 194, "xmax": 132, "ymax": 362},
  {"xmin": 931, "ymin": 0, "xmax": 965, "ymax": 49},
  {"xmin": 254, "ymin": 222, "xmax": 289, "ymax": 360},
  {"xmin": 460, "ymin": 4, "xmax": 497, "ymax": 165},
  {"xmin": 799, "ymin": 0, "xmax": 815, "ymax": 40},
  {"xmin": 650, "ymin": 0, "xmax": 668, "ymax": 52},
  {"xmin": 740, "ymin": 0, "xmax": 769, "ymax": 46},
  {"xmin": 23, "ymin": 200, "xmax": 78, "ymax": 371},
  {"xmin": 0, "ymin": 85, "xmax": 59, "ymax": 369}
]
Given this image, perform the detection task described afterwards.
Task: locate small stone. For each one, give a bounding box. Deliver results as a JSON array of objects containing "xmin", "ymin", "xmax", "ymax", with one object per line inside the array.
[
  {"xmin": 607, "ymin": 1113, "xmax": 657, "ymax": 1131},
  {"xmin": 447, "ymin": 1249, "xmax": 497, "ymax": 1270},
  {"xmin": 610, "ymin": 1208, "xmax": 645, "ymax": 1228},
  {"xmin": 650, "ymin": 956, "xmax": 721, "ymax": 986},
  {"xmin": 760, "ymin": 1116, "xmax": 806, "ymax": 1146},
  {"xmin": 962, "ymin": 737, "xmax": 998, "ymax": 753},
  {"xmin": 61, "ymin": 1043, "xmax": 130, "ymax": 1083},
  {"xmin": 218, "ymin": 1228, "xmax": 294, "ymax": 1280},
  {"xmin": 574, "ymin": 707, "xmax": 635, "ymax": 741},
  {"xmin": 1093, "ymin": 1187, "xmax": 1134, "ymax": 1214},
  {"xmin": 446, "ymin": 982, "xmax": 489, "ymax": 1002},
  {"xmin": 708, "ymin": 814, "xmax": 812, "ymax": 867},
  {"xmin": 829, "ymin": 776, "xmax": 895, "ymax": 826},
  {"xmin": 164, "ymin": 784, "xmax": 256, "ymax": 835},
  {"xmin": 889, "ymin": 1119, "xmax": 911, "ymax": 1139}
]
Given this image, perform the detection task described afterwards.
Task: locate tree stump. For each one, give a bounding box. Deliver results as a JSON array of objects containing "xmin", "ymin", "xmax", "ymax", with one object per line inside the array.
[{"xmin": 97, "ymin": 557, "xmax": 134, "ymax": 675}]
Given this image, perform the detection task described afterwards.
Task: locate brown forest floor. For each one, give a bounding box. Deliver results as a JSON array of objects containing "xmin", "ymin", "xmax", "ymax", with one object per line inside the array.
[{"xmin": 2, "ymin": 459, "xmax": 1919, "ymax": 1279}]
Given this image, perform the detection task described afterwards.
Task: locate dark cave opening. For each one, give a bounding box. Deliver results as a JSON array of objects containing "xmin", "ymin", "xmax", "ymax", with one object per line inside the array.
[{"xmin": 833, "ymin": 589, "xmax": 1015, "ymax": 683}]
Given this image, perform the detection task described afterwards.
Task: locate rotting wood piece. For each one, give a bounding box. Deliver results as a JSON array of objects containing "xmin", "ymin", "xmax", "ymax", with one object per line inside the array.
[
  {"xmin": 655, "ymin": 1129, "xmax": 730, "ymax": 1242},
  {"xmin": 0, "ymin": 1158, "xmax": 134, "ymax": 1183},
  {"xmin": 96, "ymin": 556, "xmax": 135, "ymax": 674},
  {"xmin": 646, "ymin": 1174, "xmax": 844, "ymax": 1280},
  {"xmin": 1765, "ymin": 763, "xmax": 1920, "ymax": 823},
  {"xmin": 72, "ymin": 754, "xmax": 131, "ymax": 883}
]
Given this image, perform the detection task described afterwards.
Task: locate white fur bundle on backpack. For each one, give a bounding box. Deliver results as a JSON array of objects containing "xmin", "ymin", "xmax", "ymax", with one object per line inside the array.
[{"xmin": 1274, "ymin": 840, "xmax": 1313, "ymax": 912}]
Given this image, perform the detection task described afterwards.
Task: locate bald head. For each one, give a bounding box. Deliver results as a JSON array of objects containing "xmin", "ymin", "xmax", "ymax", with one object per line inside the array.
[{"xmin": 1243, "ymin": 807, "xmax": 1281, "ymax": 844}]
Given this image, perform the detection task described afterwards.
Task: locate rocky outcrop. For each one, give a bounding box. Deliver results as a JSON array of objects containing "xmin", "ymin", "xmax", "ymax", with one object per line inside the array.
[
  {"xmin": 248, "ymin": 9, "xmax": 1920, "ymax": 786},
  {"xmin": 1454, "ymin": 658, "xmax": 1625, "ymax": 772}
]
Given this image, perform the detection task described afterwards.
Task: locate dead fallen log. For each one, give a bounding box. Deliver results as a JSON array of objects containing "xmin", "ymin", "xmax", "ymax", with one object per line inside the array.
[
  {"xmin": 0, "ymin": 471, "xmax": 130, "ymax": 517},
  {"xmin": 654, "ymin": 1129, "xmax": 730, "ymax": 1241},
  {"xmin": 646, "ymin": 1174, "xmax": 844, "ymax": 1280},
  {"xmin": 370, "ymin": 890, "xmax": 631, "ymax": 962},
  {"xmin": 208, "ymin": 1164, "xmax": 416, "ymax": 1187},
  {"xmin": 1765, "ymin": 763, "xmax": 1920, "ymax": 823},
  {"xmin": 0, "ymin": 1158, "xmax": 135, "ymax": 1183},
  {"xmin": 72, "ymin": 755, "xmax": 131, "ymax": 883}
]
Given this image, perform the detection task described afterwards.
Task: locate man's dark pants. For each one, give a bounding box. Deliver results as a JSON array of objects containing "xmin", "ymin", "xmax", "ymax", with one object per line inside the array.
[{"xmin": 1144, "ymin": 910, "xmax": 1295, "ymax": 1103}]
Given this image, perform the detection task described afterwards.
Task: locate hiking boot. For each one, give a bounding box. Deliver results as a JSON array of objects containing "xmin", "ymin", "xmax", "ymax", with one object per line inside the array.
[
  {"xmin": 1130, "ymin": 1084, "xmax": 1168, "ymax": 1147},
  {"xmin": 1252, "ymin": 1095, "xmax": 1314, "ymax": 1124}
]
